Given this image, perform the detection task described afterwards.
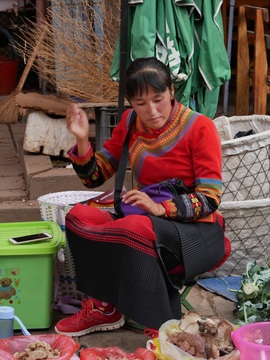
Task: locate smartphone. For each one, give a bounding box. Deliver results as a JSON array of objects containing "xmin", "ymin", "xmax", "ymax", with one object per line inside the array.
[{"xmin": 8, "ymin": 232, "xmax": 53, "ymax": 245}]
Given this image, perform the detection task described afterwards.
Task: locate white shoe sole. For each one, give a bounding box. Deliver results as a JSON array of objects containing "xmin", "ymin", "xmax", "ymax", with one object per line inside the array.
[{"xmin": 54, "ymin": 315, "xmax": 125, "ymax": 337}]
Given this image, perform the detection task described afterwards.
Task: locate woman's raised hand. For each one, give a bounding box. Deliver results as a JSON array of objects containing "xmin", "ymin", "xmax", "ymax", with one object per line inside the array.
[
  {"xmin": 66, "ymin": 104, "xmax": 89, "ymax": 140},
  {"xmin": 66, "ymin": 104, "xmax": 90, "ymax": 157}
]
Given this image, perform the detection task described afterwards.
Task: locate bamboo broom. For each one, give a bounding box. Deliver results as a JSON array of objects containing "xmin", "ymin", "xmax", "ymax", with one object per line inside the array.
[
  {"xmin": 14, "ymin": 0, "xmax": 120, "ymax": 104},
  {"xmin": 0, "ymin": 27, "xmax": 46, "ymax": 124}
]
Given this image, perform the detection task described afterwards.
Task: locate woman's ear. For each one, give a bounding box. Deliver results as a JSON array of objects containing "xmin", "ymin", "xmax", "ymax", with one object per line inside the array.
[{"xmin": 170, "ymin": 85, "xmax": 175, "ymax": 100}]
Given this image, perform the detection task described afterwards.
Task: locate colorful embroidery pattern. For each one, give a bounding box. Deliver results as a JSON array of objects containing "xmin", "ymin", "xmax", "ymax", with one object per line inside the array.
[
  {"xmin": 195, "ymin": 178, "xmax": 222, "ymax": 205},
  {"xmin": 162, "ymin": 199, "xmax": 177, "ymax": 218},
  {"xmin": 129, "ymin": 104, "xmax": 199, "ymax": 180},
  {"xmin": 68, "ymin": 144, "xmax": 93, "ymax": 166}
]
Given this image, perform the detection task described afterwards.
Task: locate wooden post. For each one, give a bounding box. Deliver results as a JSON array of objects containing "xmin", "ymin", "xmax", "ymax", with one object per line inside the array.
[{"xmin": 236, "ymin": 6, "xmax": 250, "ymax": 115}]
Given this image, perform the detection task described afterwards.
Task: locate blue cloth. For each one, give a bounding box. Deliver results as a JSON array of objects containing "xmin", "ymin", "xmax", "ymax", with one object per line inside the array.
[{"xmin": 197, "ymin": 276, "xmax": 242, "ymax": 302}]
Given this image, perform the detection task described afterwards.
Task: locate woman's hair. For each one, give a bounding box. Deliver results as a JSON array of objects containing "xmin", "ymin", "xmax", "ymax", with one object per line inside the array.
[{"xmin": 125, "ymin": 57, "xmax": 172, "ymax": 101}]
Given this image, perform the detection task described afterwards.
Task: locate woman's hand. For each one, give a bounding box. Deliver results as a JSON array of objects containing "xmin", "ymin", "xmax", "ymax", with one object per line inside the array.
[
  {"xmin": 66, "ymin": 104, "xmax": 90, "ymax": 156},
  {"xmin": 122, "ymin": 190, "xmax": 166, "ymax": 217}
]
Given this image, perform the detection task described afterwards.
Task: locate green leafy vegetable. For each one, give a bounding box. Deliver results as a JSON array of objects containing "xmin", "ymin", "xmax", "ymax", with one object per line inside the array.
[{"xmin": 230, "ymin": 258, "xmax": 270, "ymax": 325}]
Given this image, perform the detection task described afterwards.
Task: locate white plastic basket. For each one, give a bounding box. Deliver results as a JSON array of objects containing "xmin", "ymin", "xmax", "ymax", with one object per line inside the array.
[
  {"xmin": 37, "ymin": 190, "xmax": 104, "ymax": 299},
  {"xmin": 214, "ymin": 115, "xmax": 270, "ymax": 201},
  {"xmin": 212, "ymin": 198, "xmax": 270, "ymax": 277},
  {"xmin": 38, "ymin": 190, "xmax": 104, "ymax": 229}
]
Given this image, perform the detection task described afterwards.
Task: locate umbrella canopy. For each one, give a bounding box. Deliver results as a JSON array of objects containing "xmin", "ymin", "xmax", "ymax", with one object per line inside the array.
[{"xmin": 110, "ymin": 0, "xmax": 231, "ymax": 119}]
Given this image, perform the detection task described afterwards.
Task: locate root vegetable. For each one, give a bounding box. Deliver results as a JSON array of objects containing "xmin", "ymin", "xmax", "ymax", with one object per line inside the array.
[
  {"xmin": 166, "ymin": 311, "xmax": 235, "ymax": 359},
  {"xmin": 167, "ymin": 332, "xmax": 206, "ymax": 358}
]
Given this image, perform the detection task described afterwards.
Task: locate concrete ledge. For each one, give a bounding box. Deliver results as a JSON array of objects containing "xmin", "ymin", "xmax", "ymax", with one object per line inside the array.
[
  {"xmin": 18, "ymin": 137, "xmax": 134, "ymax": 200},
  {"xmin": 30, "ymin": 169, "xmax": 134, "ymax": 199},
  {"xmin": 18, "ymin": 137, "xmax": 52, "ymax": 186},
  {"xmin": 29, "ymin": 167, "xmax": 86, "ymax": 199},
  {"xmin": 0, "ymin": 200, "xmax": 41, "ymax": 223}
]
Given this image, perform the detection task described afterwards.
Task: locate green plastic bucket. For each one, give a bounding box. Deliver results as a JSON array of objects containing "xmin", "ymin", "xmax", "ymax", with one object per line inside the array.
[{"xmin": 0, "ymin": 221, "xmax": 65, "ymax": 329}]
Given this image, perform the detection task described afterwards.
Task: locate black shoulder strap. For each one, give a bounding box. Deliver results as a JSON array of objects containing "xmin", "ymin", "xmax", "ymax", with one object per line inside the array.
[{"xmin": 114, "ymin": 110, "xmax": 137, "ymax": 216}]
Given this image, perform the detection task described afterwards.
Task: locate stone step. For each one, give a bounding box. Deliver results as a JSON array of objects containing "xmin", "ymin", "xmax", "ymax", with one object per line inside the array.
[{"xmin": 0, "ymin": 200, "xmax": 41, "ymax": 223}]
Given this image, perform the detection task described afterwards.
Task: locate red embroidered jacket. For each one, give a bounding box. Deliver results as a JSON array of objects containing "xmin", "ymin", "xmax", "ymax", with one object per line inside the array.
[{"xmin": 68, "ymin": 101, "xmax": 223, "ymax": 222}]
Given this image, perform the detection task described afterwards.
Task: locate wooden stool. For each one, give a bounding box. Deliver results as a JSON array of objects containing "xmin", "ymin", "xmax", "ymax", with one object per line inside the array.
[{"xmin": 236, "ymin": 5, "xmax": 270, "ymax": 115}]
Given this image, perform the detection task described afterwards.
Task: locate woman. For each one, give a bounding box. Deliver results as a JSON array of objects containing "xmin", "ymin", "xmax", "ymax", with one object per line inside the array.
[{"xmin": 55, "ymin": 57, "xmax": 231, "ymax": 336}]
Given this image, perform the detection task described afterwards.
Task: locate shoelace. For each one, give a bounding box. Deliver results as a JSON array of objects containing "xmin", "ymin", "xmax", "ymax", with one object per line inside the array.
[{"xmin": 72, "ymin": 299, "xmax": 94, "ymax": 323}]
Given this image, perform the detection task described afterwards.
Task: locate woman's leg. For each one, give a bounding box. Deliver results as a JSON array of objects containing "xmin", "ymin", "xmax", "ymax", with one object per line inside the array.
[
  {"xmin": 55, "ymin": 204, "xmax": 182, "ymax": 334},
  {"xmin": 55, "ymin": 206, "xmax": 126, "ymax": 336}
]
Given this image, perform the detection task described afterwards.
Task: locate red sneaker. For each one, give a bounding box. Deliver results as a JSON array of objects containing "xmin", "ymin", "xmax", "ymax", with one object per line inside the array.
[{"xmin": 55, "ymin": 299, "xmax": 125, "ymax": 337}]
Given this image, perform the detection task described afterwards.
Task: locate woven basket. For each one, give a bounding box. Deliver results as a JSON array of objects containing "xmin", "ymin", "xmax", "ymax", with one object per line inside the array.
[
  {"xmin": 38, "ymin": 190, "xmax": 104, "ymax": 299},
  {"xmin": 211, "ymin": 198, "xmax": 270, "ymax": 277},
  {"xmin": 214, "ymin": 115, "xmax": 270, "ymax": 201}
]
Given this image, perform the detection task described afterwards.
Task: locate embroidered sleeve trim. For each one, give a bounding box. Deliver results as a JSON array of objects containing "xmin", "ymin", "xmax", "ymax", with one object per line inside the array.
[
  {"xmin": 161, "ymin": 199, "xmax": 177, "ymax": 218},
  {"xmin": 68, "ymin": 143, "xmax": 93, "ymax": 166},
  {"xmin": 163, "ymin": 192, "xmax": 216, "ymax": 222}
]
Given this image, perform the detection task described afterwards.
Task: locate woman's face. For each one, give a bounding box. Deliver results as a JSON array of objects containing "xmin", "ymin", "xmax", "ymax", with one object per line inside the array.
[{"xmin": 129, "ymin": 86, "xmax": 174, "ymax": 130}]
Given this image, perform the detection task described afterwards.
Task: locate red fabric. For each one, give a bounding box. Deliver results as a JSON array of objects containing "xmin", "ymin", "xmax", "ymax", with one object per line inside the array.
[
  {"xmin": 167, "ymin": 264, "xmax": 185, "ymax": 275},
  {"xmin": 67, "ymin": 205, "xmax": 158, "ymax": 257},
  {"xmin": 100, "ymin": 104, "xmax": 222, "ymax": 190}
]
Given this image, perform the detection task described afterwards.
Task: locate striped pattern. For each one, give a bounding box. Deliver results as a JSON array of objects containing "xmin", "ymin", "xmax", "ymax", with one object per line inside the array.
[{"xmin": 65, "ymin": 204, "xmax": 182, "ymax": 329}]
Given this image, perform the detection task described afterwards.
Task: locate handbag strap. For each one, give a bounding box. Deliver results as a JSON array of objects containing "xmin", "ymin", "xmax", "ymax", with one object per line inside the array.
[{"xmin": 114, "ymin": 110, "xmax": 137, "ymax": 216}]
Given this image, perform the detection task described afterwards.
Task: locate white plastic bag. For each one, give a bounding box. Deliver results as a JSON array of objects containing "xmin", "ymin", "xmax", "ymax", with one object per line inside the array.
[{"xmin": 146, "ymin": 319, "xmax": 240, "ymax": 360}]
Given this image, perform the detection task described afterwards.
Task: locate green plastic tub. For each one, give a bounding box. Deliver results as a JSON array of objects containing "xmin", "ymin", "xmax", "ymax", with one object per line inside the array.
[{"xmin": 0, "ymin": 221, "xmax": 65, "ymax": 330}]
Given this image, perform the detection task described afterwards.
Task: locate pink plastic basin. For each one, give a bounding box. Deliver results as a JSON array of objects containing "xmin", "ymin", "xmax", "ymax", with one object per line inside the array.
[{"xmin": 231, "ymin": 322, "xmax": 270, "ymax": 360}]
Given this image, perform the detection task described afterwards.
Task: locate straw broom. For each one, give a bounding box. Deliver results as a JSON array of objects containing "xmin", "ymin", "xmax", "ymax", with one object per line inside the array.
[
  {"xmin": 14, "ymin": 0, "xmax": 120, "ymax": 104},
  {"xmin": 0, "ymin": 27, "xmax": 46, "ymax": 124}
]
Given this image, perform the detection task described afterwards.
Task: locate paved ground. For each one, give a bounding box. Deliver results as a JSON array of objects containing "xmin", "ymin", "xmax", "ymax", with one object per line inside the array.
[
  {"xmin": 13, "ymin": 284, "xmax": 236, "ymax": 354},
  {"xmin": 0, "ymin": 102, "xmax": 238, "ymax": 356}
]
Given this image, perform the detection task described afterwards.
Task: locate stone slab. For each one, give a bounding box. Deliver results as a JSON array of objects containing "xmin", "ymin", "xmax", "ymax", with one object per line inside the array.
[
  {"xmin": 29, "ymin": 167, "xmax": 86, "ymax": 199},
  {"xmin": 21, "ymin": 152, "xmax": 52, "ymax": 176},
  {"xmin": 0, "ymin": 131, "xmax": 11, "ymax": 139},
  {"xmin": 10, "ymin": 122, "xmax": 27, "ymax": 134},
  {"xmin": 1, "ymin": 147, "xmax": 17, "ymax": 159},
  {"xmin": 28, "ymin": 168, "xmax": 134, "ymax": 200},
  {"xmin": 0, "ymin": 126, "xmax": 10, "ymax": 137},
  {"xmin": 0, "ymin": 175, "xmax": 25, "ymax": 191},
  {"xmin": 0, "ymin": 189, "xmax": 27, "ymax": 201},
  {"xmin": 0, "ymin": 200, "xmax": 41, "ymax": 223},
  {"xmin": 0, "ymin": 140, "xmax": 15, "ymax": 148},
  {"xmin": 0, "ymin": 163, "xmax": 24, "ymax": 176},
  {"xmin": 0, "ymin": 157, "xmax": 19, "ymax": 167}
]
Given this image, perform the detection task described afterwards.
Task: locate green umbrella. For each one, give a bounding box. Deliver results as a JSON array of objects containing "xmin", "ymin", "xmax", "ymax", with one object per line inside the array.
[
  {"xmin": 189, "ymin": 0, "xmax": 231, "ymax": 117},
  {"xmin": 111, "ymin": 0, "xmax": 231, "ymax": 119}
]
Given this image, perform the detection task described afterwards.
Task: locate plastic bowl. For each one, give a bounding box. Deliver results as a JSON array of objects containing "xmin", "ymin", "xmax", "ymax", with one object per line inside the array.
[{"xmin": 231, "ymin": 322, "xmax": 270, "ymax": 360}]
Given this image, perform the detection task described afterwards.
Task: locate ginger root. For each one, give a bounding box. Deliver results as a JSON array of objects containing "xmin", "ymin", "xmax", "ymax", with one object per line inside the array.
[
  {"xmin": 167, "ymin": 332, "xmax": 206, "ymax": 358},
  {"xmin": 14, "ymin": 340, "xmax": 61, "ymax": 360}
]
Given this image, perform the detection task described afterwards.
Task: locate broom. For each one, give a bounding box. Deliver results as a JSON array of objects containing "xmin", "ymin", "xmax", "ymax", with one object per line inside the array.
[{"xmin": 0, "ymin": 27, "xmax": 46, "ymax": 124}]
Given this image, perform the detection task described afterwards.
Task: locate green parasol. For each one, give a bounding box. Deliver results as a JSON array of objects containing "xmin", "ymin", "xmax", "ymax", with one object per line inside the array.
[{"xmin": 111, "ymin": 0, "xmax": 231, "ymax": 119}]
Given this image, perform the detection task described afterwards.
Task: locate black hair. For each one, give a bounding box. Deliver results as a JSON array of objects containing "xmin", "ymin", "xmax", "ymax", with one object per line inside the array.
[{"xmin": 125, "ymin": 57, "xmax": 172, "ymax": 101}]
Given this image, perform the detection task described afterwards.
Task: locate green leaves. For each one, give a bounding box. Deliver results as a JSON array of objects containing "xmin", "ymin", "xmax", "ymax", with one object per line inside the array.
[{"xmin": 233, "ymin": 258, "xmax": 270, "ymax": 325}]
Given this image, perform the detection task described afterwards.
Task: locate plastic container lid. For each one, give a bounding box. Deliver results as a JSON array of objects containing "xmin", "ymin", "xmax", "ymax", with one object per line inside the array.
[
  {"xmin": 0, "ymin": 306, "xmax": 14, "ymax": 319},
  {"xmin": 0, "ymin": 221, "xmax": 65, "ymax": 256}
]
